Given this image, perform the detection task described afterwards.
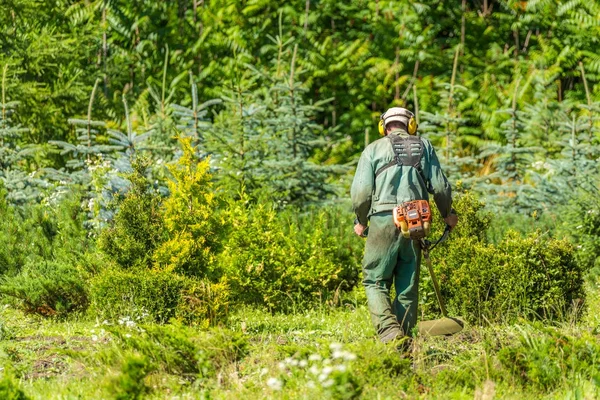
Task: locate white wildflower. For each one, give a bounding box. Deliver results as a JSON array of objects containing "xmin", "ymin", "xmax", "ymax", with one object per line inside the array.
[
  {"xmin": 329, "ymin": 343, "xmax": 343, "ymax": 352},
  {"xmin": 335, "ymin": 365, "xmax": 347, "ymax": 372},
  {"xmin": 299, "ymin": 360, "xmax": 308, "ymax": 368},
  {"xmin": 91, "ymin": 335, "xmax": 98, "ymax": 342},
  {"xmin": 322, "ymin": 379, "xmax": 335, "ymax": 388},
  {"xmin": 266, "ymin": 377, "xmax": 283, "ymax": 391},
  {"xmin": 308, "ymin": 354, "xmax": 322, "ymax": 361},
  {"xmin": 309, "ymin": 366, "xmax": 320, "ymax": 375}
]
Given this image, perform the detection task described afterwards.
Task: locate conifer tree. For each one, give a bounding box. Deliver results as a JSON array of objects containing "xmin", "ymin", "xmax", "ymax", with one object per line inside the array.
[
  {"xmin": 172, "ymin": 71, "xmax": 222, "ymax": 155},
  {"xmin": 0, "ymin": 64, "xmax": 43, "ymax": 204},
  {"xmin": 207, "ymin": 58, "xmax": 268, "ymax": 197},
  {"xmin": 476, "ymin": 78, "xmax": 544, "ymax": 212},
  {"xmin": 260, "ymin": 42, "xmax": 343, "ymax": 206}
]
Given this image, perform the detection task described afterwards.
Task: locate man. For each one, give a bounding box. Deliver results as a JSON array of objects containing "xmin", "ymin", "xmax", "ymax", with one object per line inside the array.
[{"xmin": 351, "ymin": 107, "xmax": 457, "ymax": 343}]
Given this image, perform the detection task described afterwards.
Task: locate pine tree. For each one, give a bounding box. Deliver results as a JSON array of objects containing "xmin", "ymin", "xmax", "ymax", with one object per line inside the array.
[
  {"xmin": 0, "ymin": 64, "xmax": 43, "ymax": 205},
  {"xmin": 476, "ymin": 78, "xmax": 543, "ymax": 213},
  {"xmin": 206, "ymin": 57, "xmax": 268, "ymax": 198},
  {"xmin": 172, "ymin": 71, "xmax": 222, "ymax": 155},
  {"xmin": 260, "ymin": 42, "xmax": 343, "ymax": 206}
]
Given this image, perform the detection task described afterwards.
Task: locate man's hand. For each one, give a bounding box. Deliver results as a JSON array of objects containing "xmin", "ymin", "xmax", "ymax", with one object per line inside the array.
[
  {"xmin": 444, "ymin": 211, "xmax": 458, "ymax": 232},
  {"xmin": 354, "ymin": 223, "xmax": 367, "ymax": 237}
]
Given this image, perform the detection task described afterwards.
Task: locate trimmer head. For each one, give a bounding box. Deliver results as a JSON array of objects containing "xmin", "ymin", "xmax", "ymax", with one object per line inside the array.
[{"xmin": 417, "ymin": 317, "xmax": 465, "ymax": 336}]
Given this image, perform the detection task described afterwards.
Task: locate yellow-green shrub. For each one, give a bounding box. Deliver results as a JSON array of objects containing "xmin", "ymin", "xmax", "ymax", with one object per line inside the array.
[
  {"xmin": 153, "ymin": 138, "xmax": 221, "ymax": 278},
  {"xmin": 175, "ymin": 278, "xmax": 230, "ymax": 328}
]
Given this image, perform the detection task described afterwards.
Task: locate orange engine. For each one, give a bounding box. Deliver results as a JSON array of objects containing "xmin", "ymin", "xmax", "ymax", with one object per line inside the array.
[{"xmin": 392, "ymin": 200, "xmax": 432, "ymax": 240}]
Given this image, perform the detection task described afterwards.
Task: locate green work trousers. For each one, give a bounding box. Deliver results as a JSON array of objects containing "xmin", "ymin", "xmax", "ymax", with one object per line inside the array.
[{"xmin": 362, "ymin": 212, "xmax": 421, "ymax": 341}]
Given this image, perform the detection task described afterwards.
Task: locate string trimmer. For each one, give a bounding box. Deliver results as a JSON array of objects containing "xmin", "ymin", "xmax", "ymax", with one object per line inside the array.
[{"xmin": 416, "ymin": 225, "xmax": 465, "ymax": 336}]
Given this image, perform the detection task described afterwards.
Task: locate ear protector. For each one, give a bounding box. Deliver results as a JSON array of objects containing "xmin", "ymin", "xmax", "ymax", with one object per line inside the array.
[{"xmin": 378, "ymin": 108, "xmax": 418, "ymax": 136}]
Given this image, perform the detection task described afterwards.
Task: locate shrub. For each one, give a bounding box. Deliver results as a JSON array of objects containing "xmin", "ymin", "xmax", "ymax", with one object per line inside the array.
[
  {"xmin": 98, "ymin": 157, "xmax": 164, "ymax": 269},
  {"xmin": 90, "ymin": 267, "xmax": 186, "ymax": 323},
  {"xmin": 90, "ymin": 267, "xmax": 229, "ymax": 326},
  {"xmin": 422, "ymin": 191, "xmax": 585, "ymax": 324},
  {"xmin": 175, "ymin": 278, "xmax": 230, "ymax": 328},
  {"xmin": 0, "ymin": 260, "xmax": 89, "ymax": 317},
  {"xmin": 557, "ymin": 192, "xmax": 600, "ymax": 279},
  {"xmin": 152, "ymin": 138, "xmax": 221, "ymax": 278},
  {"xmin": 217, "ymin": 199, "xmax": 361, "ymax": 311}
]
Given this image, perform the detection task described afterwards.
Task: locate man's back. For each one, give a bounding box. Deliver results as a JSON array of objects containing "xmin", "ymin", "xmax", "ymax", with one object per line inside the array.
[{"xmin": 351, "ymin": 129, "xmax": 452, "ymax": 224}]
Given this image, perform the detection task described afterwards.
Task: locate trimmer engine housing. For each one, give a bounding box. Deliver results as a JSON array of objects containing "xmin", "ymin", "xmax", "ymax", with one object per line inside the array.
[{"xmin": 393, "ymin": 200, "xmax": 432, "ymax": 240}]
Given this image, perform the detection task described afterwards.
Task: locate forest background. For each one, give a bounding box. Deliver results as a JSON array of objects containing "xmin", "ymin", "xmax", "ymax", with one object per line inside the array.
[{"xmin": 1, "ymin": 0, "xmax": 600, "ymax": 398}]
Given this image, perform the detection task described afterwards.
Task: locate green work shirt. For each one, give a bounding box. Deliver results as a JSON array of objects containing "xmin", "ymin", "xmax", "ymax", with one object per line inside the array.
[{"xmin": 351, "ymin": 129, "xmax": 452, "ymax": 226}]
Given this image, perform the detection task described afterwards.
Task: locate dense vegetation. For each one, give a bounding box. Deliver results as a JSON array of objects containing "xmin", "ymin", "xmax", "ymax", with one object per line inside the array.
[{"xmin": 1, "ymin": 0, "xmax": 599, "ymax": 398}]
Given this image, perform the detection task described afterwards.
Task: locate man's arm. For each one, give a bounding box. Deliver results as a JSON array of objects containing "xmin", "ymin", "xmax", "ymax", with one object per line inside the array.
[
  {"xmin": 424, "ymin": 143, "xmax": 453, "ymax": 219},
  {"xmin": 351, "ymin": 148, "xmax": 374, "ymax": 227}
]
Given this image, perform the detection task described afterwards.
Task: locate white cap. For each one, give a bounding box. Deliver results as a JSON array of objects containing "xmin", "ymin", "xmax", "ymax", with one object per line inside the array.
[{"xmin": 382, "ymin": 107, "xmax": 414, "ymax": 127}]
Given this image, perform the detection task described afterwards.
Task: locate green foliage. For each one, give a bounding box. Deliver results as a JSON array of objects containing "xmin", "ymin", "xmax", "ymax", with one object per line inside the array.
[
  {"xmin": 98, "ymin": 157, "xmax": 164, "ymax": 268},
  {"xmin": 90, "ymin": 267, "xmax": 185, "ymax": 324},
  {"xmin": 109, "ymin": 356, "xmax": 154, "ymax": 400},
  {"xmin": 557, "ymin": 191, "xmax": 600, "ymax": 279},
  {"xmin": 218, "ymin": 199, "xmax": 361, "ymax": 311},
  {"xmin": 498, "ymin": 326, "xmax": 600, "ymax": 391},
  {"xmin": 0, "ymin": 260, "xmax": 89, "ymax": 317},
  {"xmin": 175, "ymin": 279, "xmax": 230, "ymax": 328},
  {"xmin": 112, "ymin": 324, "xmax": 248, "ymax": 381},
  {"xmin": 424, "ymin": 192, "xmax": 585, "ymax": 324},
  {"xmin": 90, "ymin": 266, "xmax": 229, "ymax": 326},
  {"xmin": 0, "ymin": 371, "xmax": 30, "ymax": 400},
  {"xmin": 153, "ymin": 138, "xmax": 220, "ymax": 278},
  {"xmin": 0, "ymin": 191, "xmax": 89, "ymax": 276}
]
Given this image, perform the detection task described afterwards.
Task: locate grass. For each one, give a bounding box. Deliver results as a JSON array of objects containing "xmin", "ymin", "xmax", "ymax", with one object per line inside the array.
[{"xmin": 0, "ymin": 289, "xmax": 599, "ymax": 399}]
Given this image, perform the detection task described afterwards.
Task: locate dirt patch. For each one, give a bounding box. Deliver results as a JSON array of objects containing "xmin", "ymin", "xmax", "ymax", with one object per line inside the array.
[{"xmin": 25, "ymin": 356, "xmax": 69, "ymax": 380}]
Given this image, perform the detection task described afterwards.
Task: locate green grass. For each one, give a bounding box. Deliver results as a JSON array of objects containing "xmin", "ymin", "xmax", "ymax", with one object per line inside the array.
[{"xmin": 0, "ymin": 291, "xmax": 599, "ymax": 399}]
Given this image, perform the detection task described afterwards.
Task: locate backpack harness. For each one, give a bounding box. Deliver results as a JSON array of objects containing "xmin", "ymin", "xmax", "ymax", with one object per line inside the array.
[{"xmin": 375, "ymin": 134, "xmax": 427, "ymax": 184}]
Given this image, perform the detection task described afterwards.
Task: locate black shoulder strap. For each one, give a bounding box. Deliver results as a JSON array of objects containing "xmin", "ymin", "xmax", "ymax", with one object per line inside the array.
[{"xmin": 375, "ymin": 135, "xmax": 427, "ymax": 183}]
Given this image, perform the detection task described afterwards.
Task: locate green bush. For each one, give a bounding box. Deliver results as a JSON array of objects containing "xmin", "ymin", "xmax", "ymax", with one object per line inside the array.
[
  {"xmin": 90, "ymin": 267, "xmax": 229, "ymax": 326},
  {"xmin": 421, "ymin": 191, "xmax": 585, "ymax": 324},
  {"xmin": 175, "ymin": 278, "xmax": 230, "ymax": 328},
  {"xmin": 0, "ymin": 260, "xmax": 89, "ymax": 317},
  {"xmin": 557, "ymin": 192, "xmax": 600, "ymax": 280},
  {"xmin": 217, "ymin": 199, "xmax": 361, "ymax": 311},
  {"xmin": 90, "ymin": 267, "xmax": 186, "ymax": 323},
  {"xmin": 98, "ymin": 158, "xmax": 165, "ymax": 269},
  {"xmin": 0, "ymin": 196, "xmax": 87, "ymax": 277}
]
